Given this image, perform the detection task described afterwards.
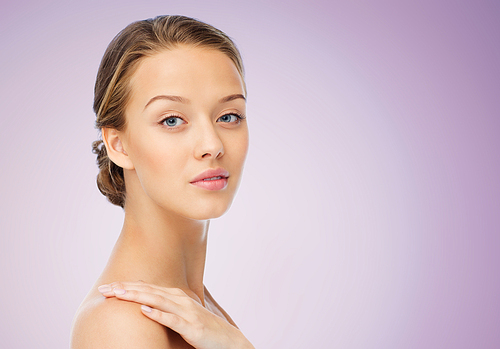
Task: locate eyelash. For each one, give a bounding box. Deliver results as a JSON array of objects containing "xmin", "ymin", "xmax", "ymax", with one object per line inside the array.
[
  {"xmin": 160, "ymin": 115, "xmax": 186, "ymax": 128},
  {"xmin": 218, "ymin": 112, "xmax": 245, "ymax": 123},
  {"xmin": 159, "ymin": 112, "xmax": 246, "ymax": 129}
]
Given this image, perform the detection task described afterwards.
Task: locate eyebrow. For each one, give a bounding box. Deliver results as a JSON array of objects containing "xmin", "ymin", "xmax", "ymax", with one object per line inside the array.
[
  {"xmin": 144, "ymin": 95, "xmax": 188, "ymax": 110},
  {"xmin": 218, "ymin": 94, "xmax": 246, "ymax": 103},
  {"xmin": 144, "ymin": 93, "xmax": 246, "ymax": 110}
]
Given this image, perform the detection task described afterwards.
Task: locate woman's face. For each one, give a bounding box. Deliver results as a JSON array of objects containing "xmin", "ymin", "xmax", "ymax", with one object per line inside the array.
[{"xmin": 119, "ymin": 45, "xmax": 248, "ymax": 220}]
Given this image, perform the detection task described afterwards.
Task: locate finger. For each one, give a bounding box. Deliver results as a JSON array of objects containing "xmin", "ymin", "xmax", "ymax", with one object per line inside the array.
[
  {"xmin": 97, "ymin": 284, "xmax": 117, "ymax": 298},
  {"xmin": 141, "ymin": 305, "xmax": 232, "ymax": 348},
  {"xmin": 98, "ymin": 282, "xmax": 156, "ymax": 296},
  {"xmin": 98, "ymin": 282, "xmax": 189, "ymax": 306},
  {"xmin": 98, "ymin": 282, "xmax": 135, "ymax": 297},
  {"xmin": 141, "ymin": 305, "xmax": 189, "ymax": 336},
  {"xmin": 111, "ymin": 288, "xmax": 184, "ymax": 316},
  {"xmin": 107, "ymin": 281, "xmax": 188, "ymax": 297},
  {"xmin": 112, "ymin": 284, "xmax": 201, "ymax": 316}
]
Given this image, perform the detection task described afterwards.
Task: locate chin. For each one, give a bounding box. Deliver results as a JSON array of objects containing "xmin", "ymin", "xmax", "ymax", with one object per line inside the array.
[
  {"xmin": 150, "ymin": 186, "xmax": 238, "ymax": 221},
  {"xmin": 188, "ymin": 204, "xmax": 232, "ymax": 221},
  {"xmin": 181, "ymin": 196, "xmax": 234, "ymax": 221}
]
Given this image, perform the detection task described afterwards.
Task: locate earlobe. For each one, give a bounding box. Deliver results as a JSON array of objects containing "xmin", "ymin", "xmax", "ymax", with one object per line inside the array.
[{"xmin": 102, "ymin": 128, "xmax": 134, "ymax": 170}]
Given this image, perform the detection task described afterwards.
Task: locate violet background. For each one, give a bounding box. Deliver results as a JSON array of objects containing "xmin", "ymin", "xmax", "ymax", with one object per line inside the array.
[{"xmin": 1, "ymin": 0, "xmax": 499, "ymax": 347}]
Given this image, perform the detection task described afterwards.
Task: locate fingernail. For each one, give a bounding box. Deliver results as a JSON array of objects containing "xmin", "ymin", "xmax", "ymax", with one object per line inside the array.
[
  {"xmin": 141, "ymin": 305, "xmax": 152, "ymax": 313},
  {"xmin": 113, "ymin": 288, "xmax": 126, "ymax": 295},
  {"xmin": 98, "ymin": 285, "xmax": 112, "ymax": 293}
]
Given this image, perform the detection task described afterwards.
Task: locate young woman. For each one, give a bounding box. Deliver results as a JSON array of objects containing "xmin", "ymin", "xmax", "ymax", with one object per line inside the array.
[{"xmin": 70, "ymin": 15, "xmax": 254, "ymax": 349}]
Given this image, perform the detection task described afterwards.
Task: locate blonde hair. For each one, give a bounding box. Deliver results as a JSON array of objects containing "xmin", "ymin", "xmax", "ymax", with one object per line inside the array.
[{"xmin": 92, "ymin": 15, "xmax": 245, "ymax": 208}]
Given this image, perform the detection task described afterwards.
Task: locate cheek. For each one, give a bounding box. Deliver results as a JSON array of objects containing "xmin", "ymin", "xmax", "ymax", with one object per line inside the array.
[
  {"xmin": 226, "ymin": 124, "xmax": 249, "ymax": 153},
  {"xmin": 223, "ymin": 131, "xmax": 249, "ymax": 185},
  {"xmin": 129, "ymin": 134, "xmax": 188, "ymax": 185},
  {"xmin": 236, "ymin": 130, "xmax": 249, "ymax": 163}
]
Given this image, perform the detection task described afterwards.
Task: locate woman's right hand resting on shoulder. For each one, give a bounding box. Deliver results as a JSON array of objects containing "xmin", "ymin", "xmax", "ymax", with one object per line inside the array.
[{"xmin": 97, "ymin": 281, "xmax": 254, "ymax": 349}]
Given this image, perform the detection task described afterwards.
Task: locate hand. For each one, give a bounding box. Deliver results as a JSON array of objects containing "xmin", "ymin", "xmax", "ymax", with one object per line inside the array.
[{"xmin": 98, "ymin": 281, "xmax": 254, "ymax": 349}]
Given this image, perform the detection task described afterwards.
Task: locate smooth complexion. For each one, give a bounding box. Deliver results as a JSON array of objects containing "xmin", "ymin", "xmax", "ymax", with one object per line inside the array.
[
  {"xmin": 117, "ymin": 46, "xmax": 248, "ymax": 221},
  {"xmin": 71, "ymin": 45, "xmax": 249, "ymax": 348}
]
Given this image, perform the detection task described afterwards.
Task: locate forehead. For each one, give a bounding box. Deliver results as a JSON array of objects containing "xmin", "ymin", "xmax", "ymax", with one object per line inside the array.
[{"xmin": 127, "ymin": 46, "xmax": 245, "ymax": 109}]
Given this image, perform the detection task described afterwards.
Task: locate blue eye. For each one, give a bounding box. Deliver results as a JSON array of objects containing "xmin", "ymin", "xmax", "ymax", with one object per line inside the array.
[
  {"xmin": 162, "ymin": 116, "xmax": 186, "ymax": 127},
  {"xmin": 218, "ymin": 113, "xmax": 242, "ymax": 123}
]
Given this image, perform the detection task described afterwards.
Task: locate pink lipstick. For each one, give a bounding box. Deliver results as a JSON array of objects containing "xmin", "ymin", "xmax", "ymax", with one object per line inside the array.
[{"xmin": 190, "ymin": 168, "xmax": 229, "ymax": 191}]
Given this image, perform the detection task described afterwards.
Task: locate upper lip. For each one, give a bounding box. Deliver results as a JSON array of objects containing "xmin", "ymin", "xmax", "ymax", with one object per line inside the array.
[{"xmin": 190, "ymin": 168, "xmax": 229, "ymax": 183}]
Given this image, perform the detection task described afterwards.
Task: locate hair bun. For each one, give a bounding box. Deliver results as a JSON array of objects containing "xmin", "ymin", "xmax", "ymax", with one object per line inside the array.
[{"xmin": 92, "ymin": 138, "xmax": 126, "ymax": 207}]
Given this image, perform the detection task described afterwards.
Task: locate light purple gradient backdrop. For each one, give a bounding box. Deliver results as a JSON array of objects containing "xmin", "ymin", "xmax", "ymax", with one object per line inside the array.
[{"xmin": 1, "ymin": 1, "xmax": 499, "ymax": 347}]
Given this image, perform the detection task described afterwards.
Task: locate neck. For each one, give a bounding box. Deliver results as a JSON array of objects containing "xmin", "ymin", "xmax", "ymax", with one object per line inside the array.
[{"xmin": 103, "ymin": 197, "xmax": 210, "ymax": 305}]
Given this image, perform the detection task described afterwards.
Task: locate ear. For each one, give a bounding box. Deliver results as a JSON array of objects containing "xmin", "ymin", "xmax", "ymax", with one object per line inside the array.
[{"xmin": 102, "ymin": 128, "xmax": 134, "ymax": 170}]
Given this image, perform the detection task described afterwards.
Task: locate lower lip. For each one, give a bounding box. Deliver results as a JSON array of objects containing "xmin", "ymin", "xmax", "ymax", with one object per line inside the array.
[{"xmin": 190, "ymin": 178, "xmax": 228, "ymax": 191}]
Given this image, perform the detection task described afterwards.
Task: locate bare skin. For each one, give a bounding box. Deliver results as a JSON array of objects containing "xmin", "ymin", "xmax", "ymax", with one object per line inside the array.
[{"xmin": 70, "ymin": 46, "xmax": 252, "ymax": 348}]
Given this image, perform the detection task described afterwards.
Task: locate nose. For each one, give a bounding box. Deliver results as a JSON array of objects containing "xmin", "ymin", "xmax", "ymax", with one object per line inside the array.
[{"xmin": 194, "ymin": 123, "xmax": 224, "ymax": 160}]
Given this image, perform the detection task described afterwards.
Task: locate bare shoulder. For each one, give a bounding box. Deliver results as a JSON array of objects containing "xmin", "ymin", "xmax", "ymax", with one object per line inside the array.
[
  {"xmin": 71, "ymin": 295, "xmax": 192, "ymax": 349},
  {"xmin": 204, "ymin": 286, "xmax": 238, "ymax": 328}
]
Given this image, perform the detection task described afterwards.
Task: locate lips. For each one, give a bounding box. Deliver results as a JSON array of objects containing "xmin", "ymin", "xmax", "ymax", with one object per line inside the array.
[{"xmin": 190, "ymin": 168, "xmax": 229, "ymax": 191}]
